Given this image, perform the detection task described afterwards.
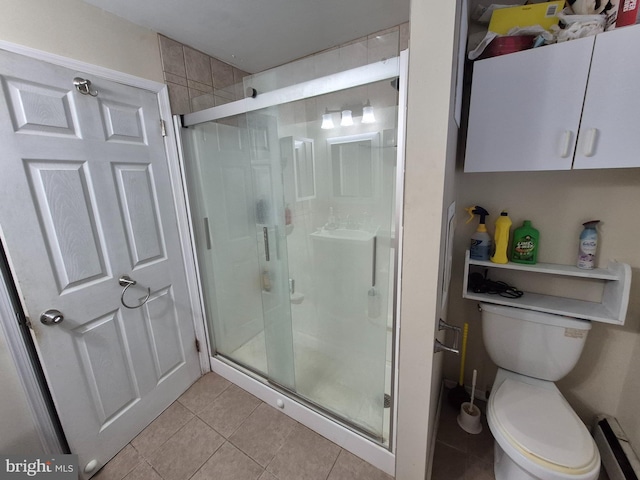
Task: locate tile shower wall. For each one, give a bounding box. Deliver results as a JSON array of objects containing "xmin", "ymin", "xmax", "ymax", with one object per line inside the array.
[
  {"xmin": 158, "ymin": 34, "xmax": 250, "ymax": 114},
  {"xmin": 158, "ymin": 22, "xmax": 409, "ymax": 115},
  {"xmin": 247, "ymin": 23, "xmax": 409, "ymax": 94}
]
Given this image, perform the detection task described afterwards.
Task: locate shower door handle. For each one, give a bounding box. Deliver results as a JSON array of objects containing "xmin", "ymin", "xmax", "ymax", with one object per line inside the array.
[
  {"xmin": 371, "ymin": 236, "xmax": 377, "ymax": 287},
  {"xmin": 263, "ymin": 227, "xmax": 270, "ymax": 261},
  {"xmin": 204, "ymin": 217, "xmax": 212, "ymax": 250}
]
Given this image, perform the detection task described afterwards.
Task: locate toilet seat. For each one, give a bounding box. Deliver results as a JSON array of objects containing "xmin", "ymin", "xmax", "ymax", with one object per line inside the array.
[{"xmin": 489, "ymin": 377, "xmax": 599, "ymax": 476}]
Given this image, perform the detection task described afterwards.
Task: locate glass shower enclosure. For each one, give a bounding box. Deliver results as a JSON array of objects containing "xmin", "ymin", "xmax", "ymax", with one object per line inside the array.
[{"xmin": 180, "ymin": 52, "xmax": 402, "ymax": 445}]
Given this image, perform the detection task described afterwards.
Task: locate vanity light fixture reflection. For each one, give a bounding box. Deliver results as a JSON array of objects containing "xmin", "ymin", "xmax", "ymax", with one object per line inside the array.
[
  {"xmin": 321, "ymin": 112, "xmax": 335, "ymax": 129},
  {"xmin": 362, "ymin": 105, "xmax": 375, "ymax": 124},
  {"xmin": 321, "ymin": 102, "xmax": 375, "ymax": 129},
  {"xmin": 340, "ymin": 110, "xmax": 353, "ymax": 126}
]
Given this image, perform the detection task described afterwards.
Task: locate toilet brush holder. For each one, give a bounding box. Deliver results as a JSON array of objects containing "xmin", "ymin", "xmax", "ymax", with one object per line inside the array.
[{"xmin": 457, "ymin": 402, "xmax": 482, "ymax": 434}]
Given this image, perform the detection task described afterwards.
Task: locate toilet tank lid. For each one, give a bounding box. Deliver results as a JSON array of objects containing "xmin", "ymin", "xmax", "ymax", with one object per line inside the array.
[
  {"xmin": 492, "ymin": 378, "xmax": 597, "ymax": 470},
  {"xmin": 480, "ymin": 303, "xmax": 592, "ymax": 330}
]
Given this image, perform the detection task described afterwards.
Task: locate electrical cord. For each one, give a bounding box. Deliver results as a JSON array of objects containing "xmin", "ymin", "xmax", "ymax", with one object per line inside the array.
[{"xmin": 469, "ymin": 272, "xmax": 524, "ymax": 299}]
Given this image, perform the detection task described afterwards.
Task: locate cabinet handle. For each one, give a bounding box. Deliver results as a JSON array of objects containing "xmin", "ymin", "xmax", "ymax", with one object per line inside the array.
[
  {"xmin": 560, "ymin": 130, "xmax": 573, "ymax": 158},
  {"xmin": 582, "ymin": 128, "xmax": 598, "ymax": 157}
]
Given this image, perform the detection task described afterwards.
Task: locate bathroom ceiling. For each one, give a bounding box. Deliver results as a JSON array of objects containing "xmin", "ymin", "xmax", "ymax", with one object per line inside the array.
[{"xmin": 83, "ymin": 0, "xmax": 410, "ymax": 73}]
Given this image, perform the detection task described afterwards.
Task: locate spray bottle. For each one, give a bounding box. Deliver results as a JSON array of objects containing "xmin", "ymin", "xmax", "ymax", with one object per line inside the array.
[
  {"xmin": 465, "ymin": 206, "xmax": 491, "ymax": 261},
  {"xmin": 577, "ymin": 220, "xmax": 600, "ymax": 269}
]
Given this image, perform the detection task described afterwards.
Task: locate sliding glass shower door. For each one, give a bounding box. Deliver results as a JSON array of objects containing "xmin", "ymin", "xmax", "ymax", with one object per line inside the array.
[
  {"xmin": 181, "ymin": 53, "xmax": 401, "ymax": 444},
  {"xmin": 182, "ymin": 112, "xmax": 295, "ymax": 390}
]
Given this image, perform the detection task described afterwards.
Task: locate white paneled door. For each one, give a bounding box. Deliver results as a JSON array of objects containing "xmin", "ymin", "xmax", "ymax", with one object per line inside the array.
[{"xmin": 0, "ymin": 50, "xmax": 201, "ymax": 476}]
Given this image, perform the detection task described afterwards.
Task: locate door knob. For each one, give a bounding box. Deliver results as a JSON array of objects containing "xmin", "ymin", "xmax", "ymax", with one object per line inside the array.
[{"xmin": 40, "ymin": 309, "xmax": 64, "ymax": 325}]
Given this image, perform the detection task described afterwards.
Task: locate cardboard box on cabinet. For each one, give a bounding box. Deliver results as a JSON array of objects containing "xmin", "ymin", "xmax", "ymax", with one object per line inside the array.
[{"xmin": 488, "ymin": 1, "xmax": 564, "ymax": 34}]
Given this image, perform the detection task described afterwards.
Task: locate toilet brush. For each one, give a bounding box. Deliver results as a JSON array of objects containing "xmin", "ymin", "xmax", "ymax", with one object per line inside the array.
[
  {"xmin": 457, "ymin": 369, "xmax": 482, "ymax": 434},
  {"xmin": 467, "ymin": 369, "xmax": 477, "ymax": 415},
  {"xmin": 448, "ymin": 322, "xmax": 471, "ymax": 408}
]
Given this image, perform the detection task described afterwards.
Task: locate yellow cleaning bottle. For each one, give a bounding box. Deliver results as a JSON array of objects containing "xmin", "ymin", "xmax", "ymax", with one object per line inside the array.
[{"xmin": 491, "ymin": 211, "xmax": 512, "ymax": 264}]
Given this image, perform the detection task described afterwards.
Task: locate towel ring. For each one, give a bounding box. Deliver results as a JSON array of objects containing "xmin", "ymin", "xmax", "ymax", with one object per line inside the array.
[{"xmin": 119, "ymin": 275, "xmax": 151, "ymax": 309}]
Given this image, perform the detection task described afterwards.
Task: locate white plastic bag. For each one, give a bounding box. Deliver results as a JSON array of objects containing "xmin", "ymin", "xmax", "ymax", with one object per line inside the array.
[{"xmin": 552, "ymin": 9, "xmax": 606, "ymax": 41}]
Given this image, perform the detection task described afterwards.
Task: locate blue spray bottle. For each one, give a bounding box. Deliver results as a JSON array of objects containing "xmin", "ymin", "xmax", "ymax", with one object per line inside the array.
[{"xmin": 466, "ymin": 206, "xmax": 492, "ymax": 261}]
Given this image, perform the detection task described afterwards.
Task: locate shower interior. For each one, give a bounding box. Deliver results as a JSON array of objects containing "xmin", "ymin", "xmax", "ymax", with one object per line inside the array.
[{"xmin": 181, "ymin": 42, "xmax": 402, "ymax": 447}]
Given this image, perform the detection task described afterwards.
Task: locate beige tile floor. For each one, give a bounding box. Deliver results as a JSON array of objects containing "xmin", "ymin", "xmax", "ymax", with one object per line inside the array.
[
  {"xmin": 94, "ymin": 372, "xmax": 393, "ymax": 480},
  {"xmin": 431, "ymin": 392, "xmax": 495, "ymax": 480}
]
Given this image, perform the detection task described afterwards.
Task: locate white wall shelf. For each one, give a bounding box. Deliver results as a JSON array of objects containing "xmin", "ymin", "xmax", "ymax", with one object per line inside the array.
[{"xmin": 462, "ymin": 250, "xmax": 631, "ymax": 325}]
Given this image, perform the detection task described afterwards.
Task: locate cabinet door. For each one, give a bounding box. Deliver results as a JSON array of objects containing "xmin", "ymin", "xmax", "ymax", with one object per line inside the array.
[
  {"xmin": 574, "ymin": 25, "xmax": 640, "ymax": 169},
  {"xmin": 465, "ymin": 36, "xmax": 594, "ymax": 172}
]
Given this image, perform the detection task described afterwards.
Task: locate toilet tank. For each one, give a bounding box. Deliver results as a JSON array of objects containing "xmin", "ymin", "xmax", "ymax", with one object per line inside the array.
[{"xmin": 480, "ymin": 303, "xmax": 591, "ymax": 381}]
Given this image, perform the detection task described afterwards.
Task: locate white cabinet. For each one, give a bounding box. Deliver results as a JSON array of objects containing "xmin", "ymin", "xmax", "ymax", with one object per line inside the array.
[
  {"xmin": 462, "ymin": 250, "xmax": 631, "ymax": 325},
  {"xmin": 574, "ymin": 25, "xmax": 640, "ymax": 169},
  {"xmin": 465, "ymin": 25, "xmax": 640, "ymax": 172},
  {"xmin": 464, "ymin": 36, "xmax": 594, "ymax": 172}
]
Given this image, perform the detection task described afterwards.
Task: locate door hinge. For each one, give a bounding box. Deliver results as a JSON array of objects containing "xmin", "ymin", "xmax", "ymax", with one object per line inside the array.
[
  {"xmin": 195, "ymin": 338, "xmax": 200, "ymax": 353},
  {"xmin": 160, "ymin": 119, "xmax": 167, "ymax": 137},
  {"xmin": 20, "ymin": 311, "xmax": 32, "ymax": 329}
]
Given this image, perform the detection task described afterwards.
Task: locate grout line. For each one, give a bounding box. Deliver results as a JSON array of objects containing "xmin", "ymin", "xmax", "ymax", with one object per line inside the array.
[
  {"xmin": 325, "ymin": 448, "xmax": 343, "ymax": 480},
  {"xmin": 222, "ymin": 398, "xmax": 263, "ymax": 439},
  {"xmin": 263, "ymin": 416, "xmax": 301, "ymax": 470},
  {"xmin": 183, "ymin": 438, "xmax": 226, "ymax": 480},
  {"xmin": 144, "ymin": 460, "xmax": 164, "ymax": 480}
]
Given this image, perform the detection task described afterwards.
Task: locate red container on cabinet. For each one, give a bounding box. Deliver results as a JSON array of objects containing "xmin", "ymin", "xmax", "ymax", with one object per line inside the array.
[
  {"xmin": 477, "ymin": 35, "xmax": 537, "ymax": 60},
  {"xmin": 616, "ymin": 0, "xmax": 639, "ymax": 27}
]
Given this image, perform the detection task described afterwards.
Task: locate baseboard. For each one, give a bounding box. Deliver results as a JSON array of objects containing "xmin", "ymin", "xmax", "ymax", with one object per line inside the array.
[
  {"xmin": 426, "ymin": 381, "xmax": 445, "ymax": 479},
  {"xmin": 443, "ymin": 378, "xmax": 489, "ymax": 402}
]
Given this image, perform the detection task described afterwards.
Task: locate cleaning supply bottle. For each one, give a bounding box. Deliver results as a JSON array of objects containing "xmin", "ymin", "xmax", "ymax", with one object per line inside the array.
[
  {"xmin": 511, "ymin": 220, "xmax": 539, "ymax": 264},
  {"xmin": 465, "ymin": 206, "xmax": 491, "ymax": 261},
  {"xmin": 325, "ymin": 207, "xmax": 338, "ymax": 230},
  {"xmin": 491, "ymin": 211, "xmax": 512, "ymax": 264},
  {"xmin": 577, "ymin": 220, "xmax": 600, "ymax": 269},
  {"xmin": 285, "ymin": 204, "xmax": 292, "ymax": 225},
  {"xmin": 261, "ymin": 269, "xmax": 272, "ymax": 292}
]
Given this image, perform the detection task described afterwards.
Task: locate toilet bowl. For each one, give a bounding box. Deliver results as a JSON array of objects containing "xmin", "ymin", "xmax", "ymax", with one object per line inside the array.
[
  {"xmin": 487, "ymin": 369, "xmax": 600, "ymax": 480},
  {"xmin": 479, "ymin": 303, "xmax": 601, "ymax": 480}
]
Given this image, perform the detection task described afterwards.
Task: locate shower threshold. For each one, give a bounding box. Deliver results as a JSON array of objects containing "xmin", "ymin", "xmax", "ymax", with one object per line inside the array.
[
  {"xmin": 267, "ymin": 376, "xmax": 386, "ymax": 446},
  {"xmin": 228, "ymin": 329, "xmax": 391, "ymax": 446},
  {"xmin": 209, "ymin": 355, "xmax": 395, "ymax": 476}
]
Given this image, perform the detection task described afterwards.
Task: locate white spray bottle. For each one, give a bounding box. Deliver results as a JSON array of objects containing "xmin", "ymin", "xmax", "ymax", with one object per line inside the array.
[
  {"xmin": 577, "ymin": 220, "xmax": 600, "ymax": 269},
  {"xmin": 466, "ymin": 206, "xmax": 492, "ymax": 261}
]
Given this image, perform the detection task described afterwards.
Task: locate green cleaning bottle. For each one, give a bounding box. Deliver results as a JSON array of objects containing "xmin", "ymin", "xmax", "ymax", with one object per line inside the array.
[{"xmin": 511, "ymin": 220, "xmax": 539, "ymax": 264}]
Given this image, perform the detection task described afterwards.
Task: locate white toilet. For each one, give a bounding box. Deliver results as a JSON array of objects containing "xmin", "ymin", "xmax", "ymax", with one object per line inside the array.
[{"xmin": 480, "ymin": 302, "xmax": 601, "ymax": 480}]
